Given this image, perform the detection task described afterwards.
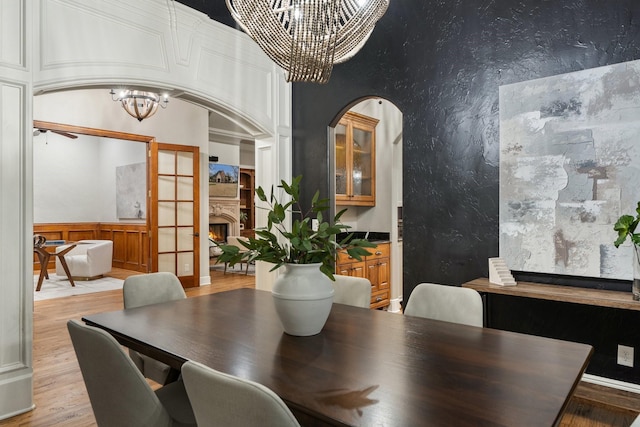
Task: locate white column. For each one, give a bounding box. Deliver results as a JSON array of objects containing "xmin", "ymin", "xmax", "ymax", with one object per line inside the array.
[
  {"xmin": 254, "ymin": 66, "xmax": 292, "ymax": 291},
  {"xmin": 0, "ymin": 0, "xmax": 35, "ymax": 419}
]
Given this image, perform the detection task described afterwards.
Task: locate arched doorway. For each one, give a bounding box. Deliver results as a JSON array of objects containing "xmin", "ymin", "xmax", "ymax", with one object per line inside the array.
[
  {"xmin": 0, "ymin": 1, "xmax": 293, "ymax": 418},
  {"xmin": 330, "ymin": 98, "xmax": 404, "ymax": 312}
]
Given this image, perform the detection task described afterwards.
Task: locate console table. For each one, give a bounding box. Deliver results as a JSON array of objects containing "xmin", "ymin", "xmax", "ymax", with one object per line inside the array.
[
  {"xmin": 463, "ymin": 278, "xmax": 640, "ymax": 387},
  {"xmin": 463, "ymin": 277, "xmax": 640, "ymax": 312}
]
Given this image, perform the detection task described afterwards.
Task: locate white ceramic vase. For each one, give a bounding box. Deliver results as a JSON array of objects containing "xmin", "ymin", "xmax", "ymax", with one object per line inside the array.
[{"xmin": 271, "ymin": 263, "xmax": 335, "ymax": 336}]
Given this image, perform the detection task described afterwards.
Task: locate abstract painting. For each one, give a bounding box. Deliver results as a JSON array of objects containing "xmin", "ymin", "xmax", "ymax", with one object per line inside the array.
[
  {"xmin": 499, "ymin": 59, "xmax": 640, "ymax": 280},
  {"xmin": 116, "ymin": 162, "xmax": 146, "ymax": 220}
]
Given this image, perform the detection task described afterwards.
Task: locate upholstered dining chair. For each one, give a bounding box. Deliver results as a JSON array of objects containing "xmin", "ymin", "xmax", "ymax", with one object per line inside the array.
[
  {"xmin": 181, "ymin": 360, "xmax": 301, "ymax": 427},
  {"xmin": 67, "ymin": 320, "xmax": 196, "ymax": 427},
  {"xmin": 403, "ymin": 282, "xmax": 484, "ymax": 327},
  {"xmin": 123, "ymin": 272, "xmax": 186, "ymax": 385},
  {"xmin": 332, "ymin": 275, "xmax": 372, "ymax": 309}
]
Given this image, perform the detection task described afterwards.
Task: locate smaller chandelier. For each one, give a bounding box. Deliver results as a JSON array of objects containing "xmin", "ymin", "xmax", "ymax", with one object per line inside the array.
[{"xmin": 110, "ymin": 89, "xmax": 169, "ymax": 122}]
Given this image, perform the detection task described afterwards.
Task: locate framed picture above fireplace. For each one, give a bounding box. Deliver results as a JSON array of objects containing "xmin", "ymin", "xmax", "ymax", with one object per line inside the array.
[{"xmin": 209, "ymin": 163, "xmax": 239, "ymax": 197}]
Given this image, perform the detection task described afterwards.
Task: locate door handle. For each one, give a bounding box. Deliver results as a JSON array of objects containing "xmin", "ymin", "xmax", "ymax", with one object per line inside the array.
[{"xmin": 193, "ymin": 232, "xmax": 200, "ymax": 237}]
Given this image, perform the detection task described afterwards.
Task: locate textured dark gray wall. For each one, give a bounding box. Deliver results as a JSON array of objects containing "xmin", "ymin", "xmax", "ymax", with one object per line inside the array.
[
  {"xmin": 292, "ymin": 0, "xmax": 640, "ymax": 296},
  {"xmin": 292, "ymin": 0, "xmax": 640, "ymax": 382}
]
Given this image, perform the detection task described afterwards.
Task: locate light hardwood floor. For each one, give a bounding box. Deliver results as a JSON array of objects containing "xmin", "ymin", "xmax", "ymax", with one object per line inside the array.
[{"xmin": 1, "ymin": 268, "xmax": 638, "ymax": 426}]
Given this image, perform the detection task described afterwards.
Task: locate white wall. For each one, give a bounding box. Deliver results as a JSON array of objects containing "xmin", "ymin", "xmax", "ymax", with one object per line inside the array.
[
  {"xmin": 207, "ymin": 140, "xmax": 256, "ymax": 170},
  {"xmin": 208, "ymin": 141, "xmax": 241, "ymax": 166},
  {"xmin": 240, "ymin": 143, "xmax": 256, "ymax": 168},
  {"xmin": 33, "ymin": 133, "xmax": 146, "ymax": 223},
  {"xmin": 98, "ymin": 139, "xmax": 147, "ymax": 223},
  {"xmin": 33, "ymin": 133, "xmax": 102, "ymax": 222}
]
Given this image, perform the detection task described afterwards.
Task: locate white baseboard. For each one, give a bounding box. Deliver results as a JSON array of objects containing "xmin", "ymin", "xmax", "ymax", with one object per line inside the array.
[
  {"xmin": 0, "ymin": 371, "xmax": 33, "ymax": 421},
  {"xmin": 388, "ymin": 297, "xmax": 402, "ymax": 313},
  {"xmin": 582, "ymin": 373, "xmax": 640, "ymax": 394}
]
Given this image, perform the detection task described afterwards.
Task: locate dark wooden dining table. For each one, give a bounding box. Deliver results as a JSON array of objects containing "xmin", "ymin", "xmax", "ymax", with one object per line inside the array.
[{"xmin": 82, "ymin": 288, "xmax": 593, "ymax": 427}]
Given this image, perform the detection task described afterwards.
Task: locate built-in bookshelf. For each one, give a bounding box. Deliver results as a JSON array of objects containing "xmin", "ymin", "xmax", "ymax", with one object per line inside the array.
[{"xmin": 239, "ymin": 168, "xmax": 255, "ymax": 238}]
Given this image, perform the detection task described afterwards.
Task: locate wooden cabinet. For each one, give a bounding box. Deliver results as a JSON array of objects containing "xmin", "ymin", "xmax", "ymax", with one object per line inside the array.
[
  {"xmin": 336, "ymin": 251, "xmax": 366, "ymax": 278},
  {"xmin": 336, "ymin": 242, "xmax": 390, "ymax": 309},
  {"xmin": 239, "ymin": 168, "xmax": 255, "ymax": 238},
  {"xmin": 366, "ymin": 243, "xmax": 390, "ymax": 309},
  {"xmin": 335, "ymin": 111, "xmax": 379, "ymax": 206}
]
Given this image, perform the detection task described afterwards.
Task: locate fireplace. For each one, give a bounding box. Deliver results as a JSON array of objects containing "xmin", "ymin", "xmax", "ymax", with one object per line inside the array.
[
  {"xmin": 209, "ymin": 223, "xmax": 228, "ymax": 243},
  {"xmin": 209, "ymin": 197, "xmax": 241, "ymax": 238}
]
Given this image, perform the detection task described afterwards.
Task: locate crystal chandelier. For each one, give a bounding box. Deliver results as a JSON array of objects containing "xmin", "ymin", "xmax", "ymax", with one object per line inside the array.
[
  {"xmin": 226, "ymin": 0, "xmax": 389, "ymax": 84},
  {"xmin": 110, "ymin": 89, "xmax": 169, "ymax": 122}
]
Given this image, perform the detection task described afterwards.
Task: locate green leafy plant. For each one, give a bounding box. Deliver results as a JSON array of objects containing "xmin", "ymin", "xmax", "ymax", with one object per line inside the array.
[
  {"xmin": 217, "ymin": 175, "xmax": 375, "ymax": 280},
  {"xmin": 614, "ymin": 202, "xmax": 640, "ymax": 248}
]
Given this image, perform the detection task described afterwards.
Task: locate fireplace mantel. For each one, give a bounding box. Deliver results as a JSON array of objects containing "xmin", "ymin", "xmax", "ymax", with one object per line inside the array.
[{"xmin": 209, "ymin": 197, "xmax": 240, "ymax": 238}]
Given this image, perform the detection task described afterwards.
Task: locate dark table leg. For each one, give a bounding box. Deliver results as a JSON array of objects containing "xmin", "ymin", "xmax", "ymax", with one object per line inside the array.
[
  {"xmin": 55, "ymin": 249, "xmax": 76, "ymax": 287},
  {"xmin": 34, "ymin": 244, "xmax": 77, "ymax": 290},
  {"xmin": 35, "ymin": 249, "xmax": 51, "ymax": 292},
  {"xmin": 36, "ymin": 249, "xmax": 50, "ymax": 279}
]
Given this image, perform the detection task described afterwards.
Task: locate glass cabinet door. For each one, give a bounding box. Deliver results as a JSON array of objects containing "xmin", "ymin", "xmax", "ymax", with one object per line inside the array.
[
  {"xmin": 351, "ymin": 124, "xmax": 373, "ymax": 199},
  {"xmin": 335, "ymin": 122, "xmax": 348, "ymax": 197},
  {"xmin": 335, "ymin": 112, "xmax": 379, "ymax": 206}
]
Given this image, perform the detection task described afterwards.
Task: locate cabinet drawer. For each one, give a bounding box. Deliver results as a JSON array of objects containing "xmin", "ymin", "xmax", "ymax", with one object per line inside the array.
[
  {"xmin": 338, "ymin": 242, "xmax": 389, "ymax": 263},
  {"xmin": 337, "ymin": 250, "xmax": 365, "ymax": 264},
  {"xmin": 371, "ymin": 289, "xmax": 390, "ymax": 309},
  {"xmin": 367, "ymin": 243, "xmax": 390, "ymax": 260}
]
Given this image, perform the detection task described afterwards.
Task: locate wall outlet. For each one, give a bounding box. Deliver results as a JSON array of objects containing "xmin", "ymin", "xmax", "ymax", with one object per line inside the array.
[
  {"xmin": 617, "ymin": 344, "xmax": 634, "ymax": 368},
  {"xmin": 312, "ymin": 219, "xmax": 319, "ymax": 231}
]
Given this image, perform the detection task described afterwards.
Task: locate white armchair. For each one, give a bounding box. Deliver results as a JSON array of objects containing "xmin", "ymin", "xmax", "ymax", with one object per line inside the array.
[
  {"xmin": 209, "ymin": 238, "xmax": 223, "ymax": 258},
  {"xmin": 224, "ymin": 236, "xmax": 250, "ymax": 274},
  {"xmin": 56, "ymin": 240, "xmax": 113, "ymax": 279}
]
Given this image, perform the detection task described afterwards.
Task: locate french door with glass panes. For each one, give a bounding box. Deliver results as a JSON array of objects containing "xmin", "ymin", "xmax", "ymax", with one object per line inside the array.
[{"xmin": 150, "ymin": 142, "xmax": 200, "ymax": 287}]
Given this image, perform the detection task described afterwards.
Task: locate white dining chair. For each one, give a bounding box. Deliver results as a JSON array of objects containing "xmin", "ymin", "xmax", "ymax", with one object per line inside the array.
[
  {"xmin": 181, "ymin": 360, "xmax": 300, "ymax": 427},
  {"xmin": 403, "ymin": 282, "xmax": 483, "ymax": 327},
  {"xmin": 67, "ymin": 319, "xmax": 196, "ymax": 427},
  {"xmin": 332, "ymin": 275, "xmax": 372, "ymax": 309},
  {"xmin": 123, "ymin": 272, "xmax": 186, "ymax": 384}
]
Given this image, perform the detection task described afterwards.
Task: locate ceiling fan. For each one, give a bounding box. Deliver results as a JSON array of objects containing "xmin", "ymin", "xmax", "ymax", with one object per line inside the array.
[{"xmin": 33, "ymin": 128, "xmax": 78, "ymax": 139}]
